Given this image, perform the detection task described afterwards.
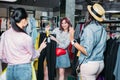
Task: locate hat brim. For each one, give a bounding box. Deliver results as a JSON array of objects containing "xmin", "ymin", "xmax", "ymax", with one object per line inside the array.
[{"xmin": 87, "ymin": 5, "xmax": 104, "ymax": 22}]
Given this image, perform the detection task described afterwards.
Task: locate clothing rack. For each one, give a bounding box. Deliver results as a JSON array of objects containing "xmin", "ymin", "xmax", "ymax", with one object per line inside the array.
[
  {"xmin": 0, "ymin": 17, "xmax": 7, "ymax": 18},
  {"xmin": 106, "ymin": 30, "xmax": 120, "ymax": 33},
  {"xmin": 39, "ymin": 30, "xmax": 46, "ymax": 33},
  {"xmin": 78, "ymin": 20, "xmax": 120, "ymax": 24},
  {"xmin": 102, "ymin": 20, "xmax": 120, "ymax": 23}
]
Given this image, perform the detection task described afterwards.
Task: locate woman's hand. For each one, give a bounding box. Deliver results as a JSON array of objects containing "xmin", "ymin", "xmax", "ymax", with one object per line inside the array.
[
  {"xmin": 49, "ymin": 35, "xmax": 60, "ymax": 44},
  {"xmin": 49, "ymin": 35, "xmax": 56, "ymax": 41},
  {"xmin": 69, "ymin": 27, "xmax": 75, "ymax": 41},
  {"xmin": 38, "ymin": 38, "xmax": 47, "ymax": 52}
]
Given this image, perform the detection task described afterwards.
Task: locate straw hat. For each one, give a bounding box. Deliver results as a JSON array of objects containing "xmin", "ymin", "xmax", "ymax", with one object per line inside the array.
[{"xmin": 87, "ymin": 3, "xmax": 105, "ymax": 22}]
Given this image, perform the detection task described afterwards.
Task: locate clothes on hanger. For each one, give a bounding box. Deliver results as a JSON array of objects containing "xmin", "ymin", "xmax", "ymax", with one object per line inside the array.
[
  {"xmin": 37, "ymin": 32, "xmax": 56, "ymax": 80},
  {"xmin": 25, "ymin": 17, "xmax": 38, "ymax": 45},
  {"xmin": 102, "ymin": 38, "xmax": 119, "ymax": 80},
  {"xmin": 114, "ymin": 43, "xmax": 120, "ymax": 80}
]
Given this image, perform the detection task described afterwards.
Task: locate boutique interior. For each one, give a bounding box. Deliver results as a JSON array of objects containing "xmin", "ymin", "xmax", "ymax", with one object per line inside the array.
[{"xmin": 0, "ymin": 0, "xmax": 120, "ymax": 80}]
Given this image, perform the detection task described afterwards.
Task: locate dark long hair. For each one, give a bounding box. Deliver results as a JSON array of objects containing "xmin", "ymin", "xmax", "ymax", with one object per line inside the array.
[
  {"xmin": 84, "ymin": 12, "xmax": 100, "ymax": 27},
  {"xmin": 60, "ymin": 17, "xmax": 72, "ymax": 32},
  {"xmin": 10, "ymin": 8, "xmax": 28, "ymax": 33}
]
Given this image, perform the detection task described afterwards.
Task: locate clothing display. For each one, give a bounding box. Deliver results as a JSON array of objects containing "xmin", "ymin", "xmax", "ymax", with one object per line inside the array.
[
  {"xmin": 102, "ymin": 24, "xmax": 120, "ymax": 80},
  {"xmin": 37, "ymin": 32, "xmax": 56, "ymax": 80},
  {"xmin": 102, "ymin": 38, "xmax": 120, "ymax": 80},
  {"xmin": 114, "ymin": 39, "xmax": 120, "ymax": 80},
  {"xmin": 25, "ymin": 17, "xmax": 38, "ymax": 45}
]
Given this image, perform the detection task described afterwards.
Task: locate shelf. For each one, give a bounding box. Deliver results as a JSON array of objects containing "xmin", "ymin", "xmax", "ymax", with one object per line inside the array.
[
  {"xmin": 102, "ymin": 20, "xmax": 120, "ymax": 23},
  {"xmin": 106, "ymin": 30, "xmax": 120, "ymax": 32},
  {"xmin": 78, "ymin": 20, "xmax": 120, "ymax": 24}
]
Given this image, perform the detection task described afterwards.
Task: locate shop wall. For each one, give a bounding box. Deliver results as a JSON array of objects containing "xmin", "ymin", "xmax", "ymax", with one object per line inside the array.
[
  {"xmin": 53, "ymin": 11, "xmax": 60, "ymax": 16},
  {"xmin": 0, "ymin": 8, "xmax": 7, "ymax": 17}
]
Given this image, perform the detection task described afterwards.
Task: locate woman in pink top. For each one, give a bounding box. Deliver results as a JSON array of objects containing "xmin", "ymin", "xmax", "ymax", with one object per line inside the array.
[{"xmin": 0, "ymin": 8, "xmax": 46, "ymax": 80}]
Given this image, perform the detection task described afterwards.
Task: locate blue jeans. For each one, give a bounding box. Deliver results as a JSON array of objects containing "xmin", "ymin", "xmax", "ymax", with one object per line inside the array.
[{"xmin": 6, "ymin": 63, "xmax": 32, "ymax": 80}]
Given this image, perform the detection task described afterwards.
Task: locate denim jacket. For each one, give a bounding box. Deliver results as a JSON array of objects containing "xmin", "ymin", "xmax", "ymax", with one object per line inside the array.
[{"xmin": 78, "ymin": 21, "xmax": 107, "ymax": 64}]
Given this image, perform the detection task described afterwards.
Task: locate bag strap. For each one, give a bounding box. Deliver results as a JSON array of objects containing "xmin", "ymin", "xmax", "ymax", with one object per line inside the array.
[
  {"xmin": 93, "ymin": 28, "xmax": 103, "ymax": 50},
  {"xmin": 76, "ymin": 27, "xmax": 103, "ymax": 65}
]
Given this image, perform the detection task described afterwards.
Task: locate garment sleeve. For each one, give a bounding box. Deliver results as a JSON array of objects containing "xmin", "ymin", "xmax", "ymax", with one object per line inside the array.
[
  {"xmin": 80, "ymin": 27, "xmax": 94, "ymax": 57},
  {"xmin": 25, "ymin": 36, "xmax": 40, "ymax": 60}
]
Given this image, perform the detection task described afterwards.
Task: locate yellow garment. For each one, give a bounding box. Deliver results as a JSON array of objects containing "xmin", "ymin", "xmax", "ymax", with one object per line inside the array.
[
  {"xmin": 32, "ymin": 62, "xmax": 37, "ymax": 80},
  {"xmin": 33, "ymin": 59, "xmax": 38, "ymax": 71},
  {"xmin": 34, "ymin": 34, "xmax": 40, "ymax": 71},
  {"xmin": 46, "ymin": 30, "xmax": 50, "ymax": 37},
  {"xmin": 0, "ymin": 68, "xmax": 7, "ymax": 80},
  {"xmin": 34, "ymin": 33, "xmax": 40, "ymax": 49},
  {"xmin": 77, "ymin": 51, "xmax": 81, "ymax": 57}
]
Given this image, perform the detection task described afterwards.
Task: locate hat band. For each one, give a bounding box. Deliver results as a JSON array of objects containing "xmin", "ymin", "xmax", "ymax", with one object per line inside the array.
[{"xmin": 91, "ymin": 7, "xmax": 102, "ymax": 17}]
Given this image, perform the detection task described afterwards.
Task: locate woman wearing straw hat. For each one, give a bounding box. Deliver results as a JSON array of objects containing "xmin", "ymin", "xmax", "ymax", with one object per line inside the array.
[{"xmin": 69, "ymin": 3, "xmax": 107, "ymax": 80}]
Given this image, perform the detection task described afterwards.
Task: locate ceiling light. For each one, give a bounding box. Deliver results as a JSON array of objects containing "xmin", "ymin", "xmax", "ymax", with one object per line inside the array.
[
  {"xmin": 0, "ymin": 0, "xmax": 17, "ymax": 2},
  {"xmin": 109, "ymin": 0, "xmax": 114, "ymax": 1},
  {"xmin": 106, "ymin": 10, "xmax": 120, "ymax": 13}
]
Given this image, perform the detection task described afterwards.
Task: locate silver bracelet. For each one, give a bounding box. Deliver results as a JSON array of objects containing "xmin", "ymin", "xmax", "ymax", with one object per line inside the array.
[{"xmin": 71, "ymin": 39, "xmax": 77, "ymax": 45}]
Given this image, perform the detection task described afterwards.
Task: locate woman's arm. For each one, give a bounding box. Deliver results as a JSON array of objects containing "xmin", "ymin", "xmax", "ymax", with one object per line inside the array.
[
  {"xmin": 26, "ymin": 37, "xmax": 47, "ymax": 60},
  {"xmin": 69, "ymin": 27, "xmax": 87, "ymax": 55},
  {"xmin": 71, "ymin": 40, "xmax": 87, "ymax": 55},
  {"xmin": 37, "ymin": 38, "xmax": 47, "ymax": 53},
  {"xmin": 49, "ymin": 35, "xmax": 60, "ymax": 44}
]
